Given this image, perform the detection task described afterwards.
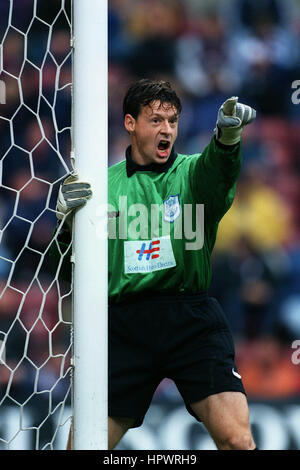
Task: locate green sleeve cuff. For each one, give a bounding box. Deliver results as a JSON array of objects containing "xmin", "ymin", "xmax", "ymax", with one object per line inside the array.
[{"xmin": 214, "ymin": 135, "xmax": 240, "ymax": 153}]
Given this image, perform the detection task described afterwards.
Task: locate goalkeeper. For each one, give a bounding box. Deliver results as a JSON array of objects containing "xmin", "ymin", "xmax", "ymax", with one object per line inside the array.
[{"xmin": 55, "ymin": 79, "xmax": 257, "ymax": 450}]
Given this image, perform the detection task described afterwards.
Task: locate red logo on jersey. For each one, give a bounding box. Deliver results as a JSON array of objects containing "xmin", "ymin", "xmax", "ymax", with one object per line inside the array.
[{"xmin": 136, "ymin": 240, "xmax": 160, "ymax": 260}]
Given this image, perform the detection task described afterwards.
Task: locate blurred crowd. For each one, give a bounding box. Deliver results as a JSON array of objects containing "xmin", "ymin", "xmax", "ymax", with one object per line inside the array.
[
  {"xmin": 0, "ymin": 0, "xmax": 73, "ymax": 446},
  {"xmin": 0, "ymin": 0, "xmax": 300, "ymax": 437}
]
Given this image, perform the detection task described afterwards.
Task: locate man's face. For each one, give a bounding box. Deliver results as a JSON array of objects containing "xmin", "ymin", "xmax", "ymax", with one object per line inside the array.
[{"xmin": 124, "ymin": 100, "xmax": 179, "ymax": 165}]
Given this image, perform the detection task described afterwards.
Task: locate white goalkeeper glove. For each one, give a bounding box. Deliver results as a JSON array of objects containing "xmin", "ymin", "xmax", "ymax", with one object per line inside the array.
[
  {"xmin": 215, "ymin": 96, "xmax": 256, "ymax": 146},
  {"xmin": 56, "ymin": 172, "xmax": 92, "ymax": 221}
]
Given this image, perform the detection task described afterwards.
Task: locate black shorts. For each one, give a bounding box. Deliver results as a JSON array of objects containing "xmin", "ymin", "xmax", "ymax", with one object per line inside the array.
[{"xmin": 108, "ymin": 292, "xmax": 245, "ymax": 428}]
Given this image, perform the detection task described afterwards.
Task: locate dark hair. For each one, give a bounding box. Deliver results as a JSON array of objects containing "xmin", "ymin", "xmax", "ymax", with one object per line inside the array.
[{"xmin": 123, "ymin": 79, "xmax": 182, "ymax": 119}]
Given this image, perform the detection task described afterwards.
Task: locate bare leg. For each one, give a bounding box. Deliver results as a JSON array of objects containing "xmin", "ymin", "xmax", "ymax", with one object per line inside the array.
[{"xmin": 190, "ymin": 391, "xmax": 256, "ymax": 450}]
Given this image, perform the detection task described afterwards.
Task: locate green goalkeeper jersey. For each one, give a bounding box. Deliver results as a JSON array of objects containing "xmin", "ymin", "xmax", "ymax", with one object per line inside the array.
[{"xmin": 108, "ymin": 136, "xmax": 241, "ymax": 304}]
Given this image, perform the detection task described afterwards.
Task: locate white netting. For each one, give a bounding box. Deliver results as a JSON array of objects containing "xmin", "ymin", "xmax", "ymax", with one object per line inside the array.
[{"xmin": 0, "ymin": 0, "xmax": 73, "ymax": 450}]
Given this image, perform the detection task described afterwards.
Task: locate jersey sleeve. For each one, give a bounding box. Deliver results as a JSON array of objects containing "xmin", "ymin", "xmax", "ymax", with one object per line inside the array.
[
  {"xmin": 48, "ymin": 223, "xmax": 72, "ymax": 283},
  {"xmin": 189, "ymin": 135, "xmax": 242, "ymax": 221}
]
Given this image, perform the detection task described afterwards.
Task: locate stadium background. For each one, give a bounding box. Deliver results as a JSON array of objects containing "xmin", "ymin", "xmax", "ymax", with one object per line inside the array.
[{"xmin": 0, "ymin": 0, "xmax": 300, "ymax": 449}]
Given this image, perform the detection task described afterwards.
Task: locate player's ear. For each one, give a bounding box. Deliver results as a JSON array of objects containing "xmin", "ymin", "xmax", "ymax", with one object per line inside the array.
[{"xmin": 124, "ymin": 114, "xmax": 136, "ymax": 133}]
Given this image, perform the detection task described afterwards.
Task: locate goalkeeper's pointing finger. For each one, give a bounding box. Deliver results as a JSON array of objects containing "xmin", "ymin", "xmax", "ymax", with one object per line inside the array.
[
  {"xmin": 222, "ymin": 96, "xmax": 238, "ymax": 116},
  {"xmin": 215, "ymin": 96, "xmax": 256, "ymax": 146}
]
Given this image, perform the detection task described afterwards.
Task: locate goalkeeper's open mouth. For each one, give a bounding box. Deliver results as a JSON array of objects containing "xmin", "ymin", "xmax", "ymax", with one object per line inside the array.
[{"xmin": 156, "ymin": 139, "xmax": 171, "ymax": 159}]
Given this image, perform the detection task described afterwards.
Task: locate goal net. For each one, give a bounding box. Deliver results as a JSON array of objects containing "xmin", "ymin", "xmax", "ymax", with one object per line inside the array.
[{"xmin": 0, "ymin": 0, "xmax": 73, "ymax": 450}]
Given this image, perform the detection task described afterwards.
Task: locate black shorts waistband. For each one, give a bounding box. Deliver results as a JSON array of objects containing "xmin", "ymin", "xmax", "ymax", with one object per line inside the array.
[{"xmin": 109, "ymin": 290, "xmax": 208, "ymax": 306}]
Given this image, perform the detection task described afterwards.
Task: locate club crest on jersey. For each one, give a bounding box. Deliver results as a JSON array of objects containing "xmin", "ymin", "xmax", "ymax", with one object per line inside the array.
[{"xmin": 163, "ymin": 194, "xmax": 181, "ymax": 223}]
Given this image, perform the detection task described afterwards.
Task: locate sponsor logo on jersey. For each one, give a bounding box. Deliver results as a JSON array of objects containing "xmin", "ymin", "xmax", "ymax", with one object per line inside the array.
[
  {"xmin": 163, "ymin": 194, "xmax": 181, "ymax": 223},
  {"xmin": 136, "ymin": 240, "xmax": 160, "ymax": 260},
  {"xmin": 124, "ymin": 235, "xmax": 176, "ymax": 273}
]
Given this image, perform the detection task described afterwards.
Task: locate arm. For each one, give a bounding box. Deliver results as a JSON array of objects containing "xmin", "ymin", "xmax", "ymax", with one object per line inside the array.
[
  {"xmin": 49, "ymin": 222, "xmax": 73, "ymax": 283},
  {"xmin": 49, "ymin": 172, "xmax": 92, "ymax": 282},
  {"xmin": 191, "ymin": 97, "xmax": 256, "ymax": 220}
]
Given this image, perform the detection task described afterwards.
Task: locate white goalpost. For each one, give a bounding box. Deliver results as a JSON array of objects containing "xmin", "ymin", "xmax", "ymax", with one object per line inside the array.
[
  {"xmin": 72, "ymin": 0, "xmax": 108, "ymax": 450},
  {"xmin": 0, "ymin": 0, "xmax": 108, "ymax": 450}
]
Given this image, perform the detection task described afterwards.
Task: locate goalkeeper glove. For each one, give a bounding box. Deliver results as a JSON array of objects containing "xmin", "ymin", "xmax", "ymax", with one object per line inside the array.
[
  {"xmin": 56, "ymin": 172, "xmax": 92, "ymax": 221},
  {"xmin": 215, "ymin": 96, "xmax": 256, "ymax": 146}
]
